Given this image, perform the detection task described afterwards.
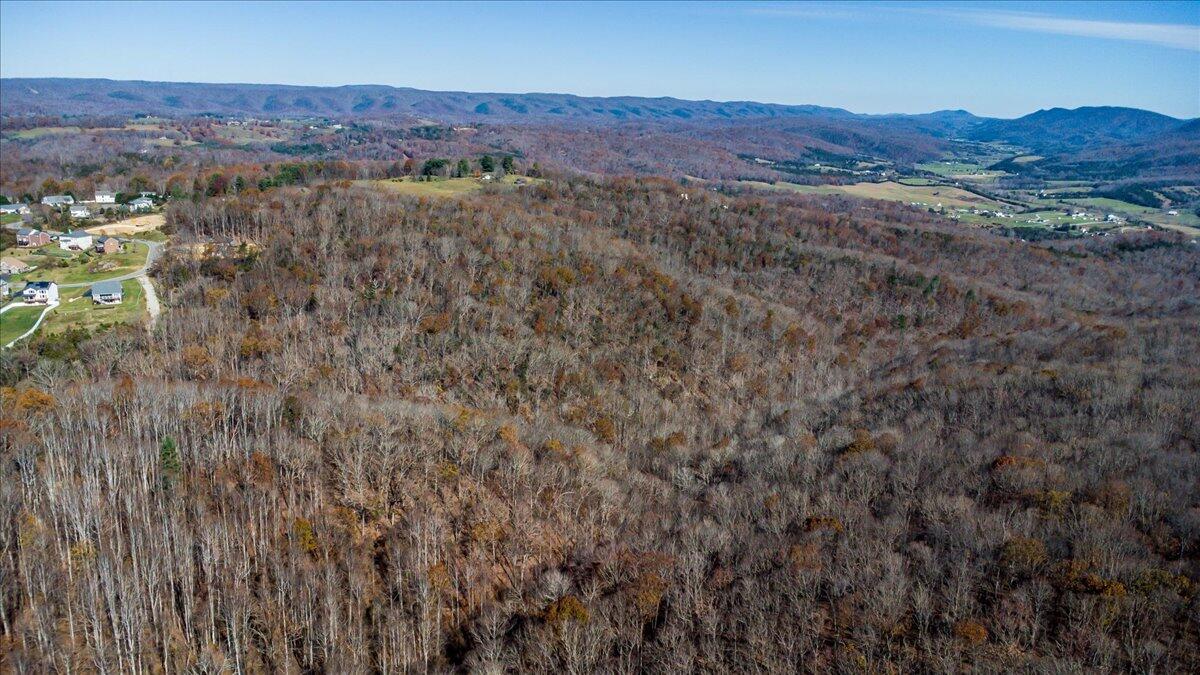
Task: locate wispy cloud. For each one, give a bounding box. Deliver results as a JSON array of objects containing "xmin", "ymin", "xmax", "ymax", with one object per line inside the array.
[{"xmin": 941, "ymin": 9, "xmax": 1200, "ymax": 52}]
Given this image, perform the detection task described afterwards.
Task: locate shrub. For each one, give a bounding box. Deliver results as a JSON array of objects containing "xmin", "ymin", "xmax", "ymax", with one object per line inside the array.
[
  {"xmin": 592, "ymin": 416, "xmax": 617, "ymax": 443},
  {"xmin": 953, "ymin": 619, "xmax": 988, "ymax": 646},
  {"xmin": 545, "ymin": 595, "xmax": 590, "ymax": 627},
  {"xmin": 998, "ymin": 537, "xmax": 1046, "ymax": 577},
  {"xmin": 293, "ymin": 517, "xmax": 318, "ymax": 555}
]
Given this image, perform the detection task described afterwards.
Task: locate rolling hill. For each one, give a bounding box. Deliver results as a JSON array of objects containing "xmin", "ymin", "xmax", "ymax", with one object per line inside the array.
[{"xmin": 966, "ymin": 106, "xmax": 1188, "ymax": 153}]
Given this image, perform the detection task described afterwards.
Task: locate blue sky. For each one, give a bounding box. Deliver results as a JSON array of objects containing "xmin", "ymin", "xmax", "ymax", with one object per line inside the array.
[{"xmin": 1, "ymin": 1, "xmax": 1196, "ymax": 118}]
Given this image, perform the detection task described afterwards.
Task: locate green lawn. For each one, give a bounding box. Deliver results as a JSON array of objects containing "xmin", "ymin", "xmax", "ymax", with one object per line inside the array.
[
  {"xmin": 6, "ymin": 242, "xmax": 148, "ymax": 285},
  {"xmin": 41, "ymin": 281, "xmax": 146, "ymax": 335},
  {"xmin": 1, "ymin": 305, "xmax": 46, "ymax": 345},
  {"xmin": 0, "ymin": 213, "xmax": 21, "ymax": 225}
]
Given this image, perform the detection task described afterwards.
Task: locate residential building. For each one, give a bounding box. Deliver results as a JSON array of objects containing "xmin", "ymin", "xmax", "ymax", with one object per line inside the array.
[
  {"xmin": 16, "ymin": 228, "xmax": 51, "ymax": 247},
  {"xmin": 41, "ymin": 194, "xmax": 74, "ymax": 206},
  {"xmin": 0, "ymin": 257, "xmax": 30, "ymax": 275},
  {"xmin": 21, "ymin": 281, "xmax": 58, "ymax": 304},
  {"xmin": 59, "ymin": 230, "xmax": 93, "ymax": 251},
  {"xmin": 94, "ymin": 236, "xmax": 122, "ymax": 254},
  {"xmin": 128, "ymin": 196, "xmax": 154, "ymax": 212},
  {"xmin": 94, "ymin": 190, "xmax": 117, "ymax": 204},
  {"xmin": 69, "ymin": 205, "xmax": 92, "ymax": 219},
  {"xmin": 0, "ymin": 203, "xmax": 31, "ymax": 215},
  {"xmin": 90, "ymin": 279, "xmax": 124, "ymax": 305},
  {"xmin": 0, "ymin": 275, "xmax": 9, "ymax": 299}
]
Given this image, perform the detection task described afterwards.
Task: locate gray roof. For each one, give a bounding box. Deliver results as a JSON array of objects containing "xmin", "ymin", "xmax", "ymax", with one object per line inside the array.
[
  {"xmin": 96, "ymin": 235, "xmax": 117, "ymax": 243},
  {"xmin": 17, "ymin": 227, "xmax": 35, "ymax": 236},
  {"xmin": 25, "ymin": 281, "xmax": 55, "ymax": 290},
  {"xmin": 65, "ymin": 230, "xmax": 91, "ymax": 238},
  {"xmin": 91, "ymin": 280, "xmax": 123, "ymax": 296}
]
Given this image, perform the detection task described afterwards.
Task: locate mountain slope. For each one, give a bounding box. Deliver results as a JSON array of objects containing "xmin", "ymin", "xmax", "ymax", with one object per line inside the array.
[{"xmin": 967, "ymin": 106, "xmax": 1186, "ymax": 153}]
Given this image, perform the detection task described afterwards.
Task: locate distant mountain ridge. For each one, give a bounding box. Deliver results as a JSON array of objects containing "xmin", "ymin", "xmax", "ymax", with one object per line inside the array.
[
  {"xmin": 966, "ymin": 106, "xmax": 1187, "ymax": 152},
  {"xmin": 0, "ymin": 78, "xmax": 862, "ymax": 123},
  {"xmin": 1, "ymin": 79, "xmax": 1194, "ymax": 179}
]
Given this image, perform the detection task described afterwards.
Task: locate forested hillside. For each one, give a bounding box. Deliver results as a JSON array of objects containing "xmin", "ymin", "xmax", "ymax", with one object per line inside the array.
[
  {"xmin": 0, "ymin": 78, "xmax": 855, "ymax": 123},
  {"xmin": 2, "ymin": 179, "xmax": 1197, "ymax": 671}
]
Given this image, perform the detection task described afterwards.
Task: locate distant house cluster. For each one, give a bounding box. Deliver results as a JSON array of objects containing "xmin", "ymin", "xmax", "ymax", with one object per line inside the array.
[{"xmin": 19, "ymin": 190, "xmax": 159, "ymax": 220}]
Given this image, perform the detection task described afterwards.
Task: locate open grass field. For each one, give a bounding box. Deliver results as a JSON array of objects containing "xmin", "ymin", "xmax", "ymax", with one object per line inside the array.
[
  {"xmin": 214, "ymin": 124, "xmax": 293, "ymax": 145},
  {"xmin": 916, "ymin": 161, "xmax": 984, "ymax": 175},
  {"xmin": 0, "ymin": 213, "xmax": 21, "ymax": 225},
  {"xmin": 41, "ymin": 281, "xmax": 146, "ymax": 335},
  {"xmin": 1, "ymin": 305, "xmax": 46, "ymax": 345},
  {"xmin": 2, "ymin": 242, "xmax": 148, "ymax": 285},
  {"xmin": 1062, "ymin": 197, "xmax": 1160, "ymax": 215},
  {"xmin": 752, "ymin": 180, "xmax": 1006, "ymax": 209},
  {"xmin": 7, "ymin": 126, "xmax": 84, "ymax": 139},
  {"xmin": 358, "ymin": 174, "xmax": 541, "ymax": 197}
]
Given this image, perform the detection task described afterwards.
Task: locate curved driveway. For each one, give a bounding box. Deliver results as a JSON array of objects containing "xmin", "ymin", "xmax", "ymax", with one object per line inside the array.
[{"xmin": 57, "ymin": 239, "xmax": 164, "ymax": 288}]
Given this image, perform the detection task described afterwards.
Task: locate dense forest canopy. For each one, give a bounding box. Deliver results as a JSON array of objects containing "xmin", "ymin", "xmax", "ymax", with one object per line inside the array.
[{"xmin": 2, "ymin": 177, "xmax": 1197, "ymax": 671}]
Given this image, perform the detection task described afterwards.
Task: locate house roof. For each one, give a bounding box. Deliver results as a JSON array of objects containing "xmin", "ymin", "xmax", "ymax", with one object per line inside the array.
[
  {"xmin": 91, "ymin": 280, "xmax": 123, "ymax": 296},
  {"xmin": 97, "ymin": 235, "xmax": 118, "ymax": 244},
  {"xmin": 65, "ymin": 230, "xmax": 91, "ymax": 238},
  {"xmin": 130, "ymin": 197, "xmax": 153, "ymax": 204},
  {"xmin": 25, "ymin": 281, "xmax": 55, "ymax": 290},
  {"xmin": 17, "ymin": 227, "xmax": 36, "ymax": 236}
]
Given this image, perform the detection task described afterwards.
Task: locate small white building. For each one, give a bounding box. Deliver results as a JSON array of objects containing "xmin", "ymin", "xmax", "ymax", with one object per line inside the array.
[
  {"xmin": 22, "ymin": 281, "xmax": 58, "ymax": 304},
  {"xmin": 94, "ymin": 191, "xmax": 116, "ymax": 204},
  {"xmin": 59, "ymin": 230, "xmax": 93, "ymax": 251},
  {"xmin": 42, "ymin": 194, "xmax": 75, "ymax": 206},
  {"xmin": 69, "ymin": 205, "xmax": 92, "ymax": 219},
  {"xmin": 0, "ymin": 203, "xmax": 31, "ymax": 215},
  {"xmin": 128, "ymin": 196, "xmax": 154, "ymax": 212}
]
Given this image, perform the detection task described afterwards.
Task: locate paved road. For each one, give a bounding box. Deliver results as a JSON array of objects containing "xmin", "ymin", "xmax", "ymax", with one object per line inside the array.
[{"xmin": 57, "ymin": 239, "xmax": 164, "ymax": 288}]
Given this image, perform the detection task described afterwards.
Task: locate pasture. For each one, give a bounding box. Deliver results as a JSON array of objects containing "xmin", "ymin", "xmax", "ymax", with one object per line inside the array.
[
  {"xmin": 359, "ymin": 175, "xmax": 539, "ymax": 197},
  {"xmin": 757, "ymin": 180, "xmax": 1006, "ymax": 209}
]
